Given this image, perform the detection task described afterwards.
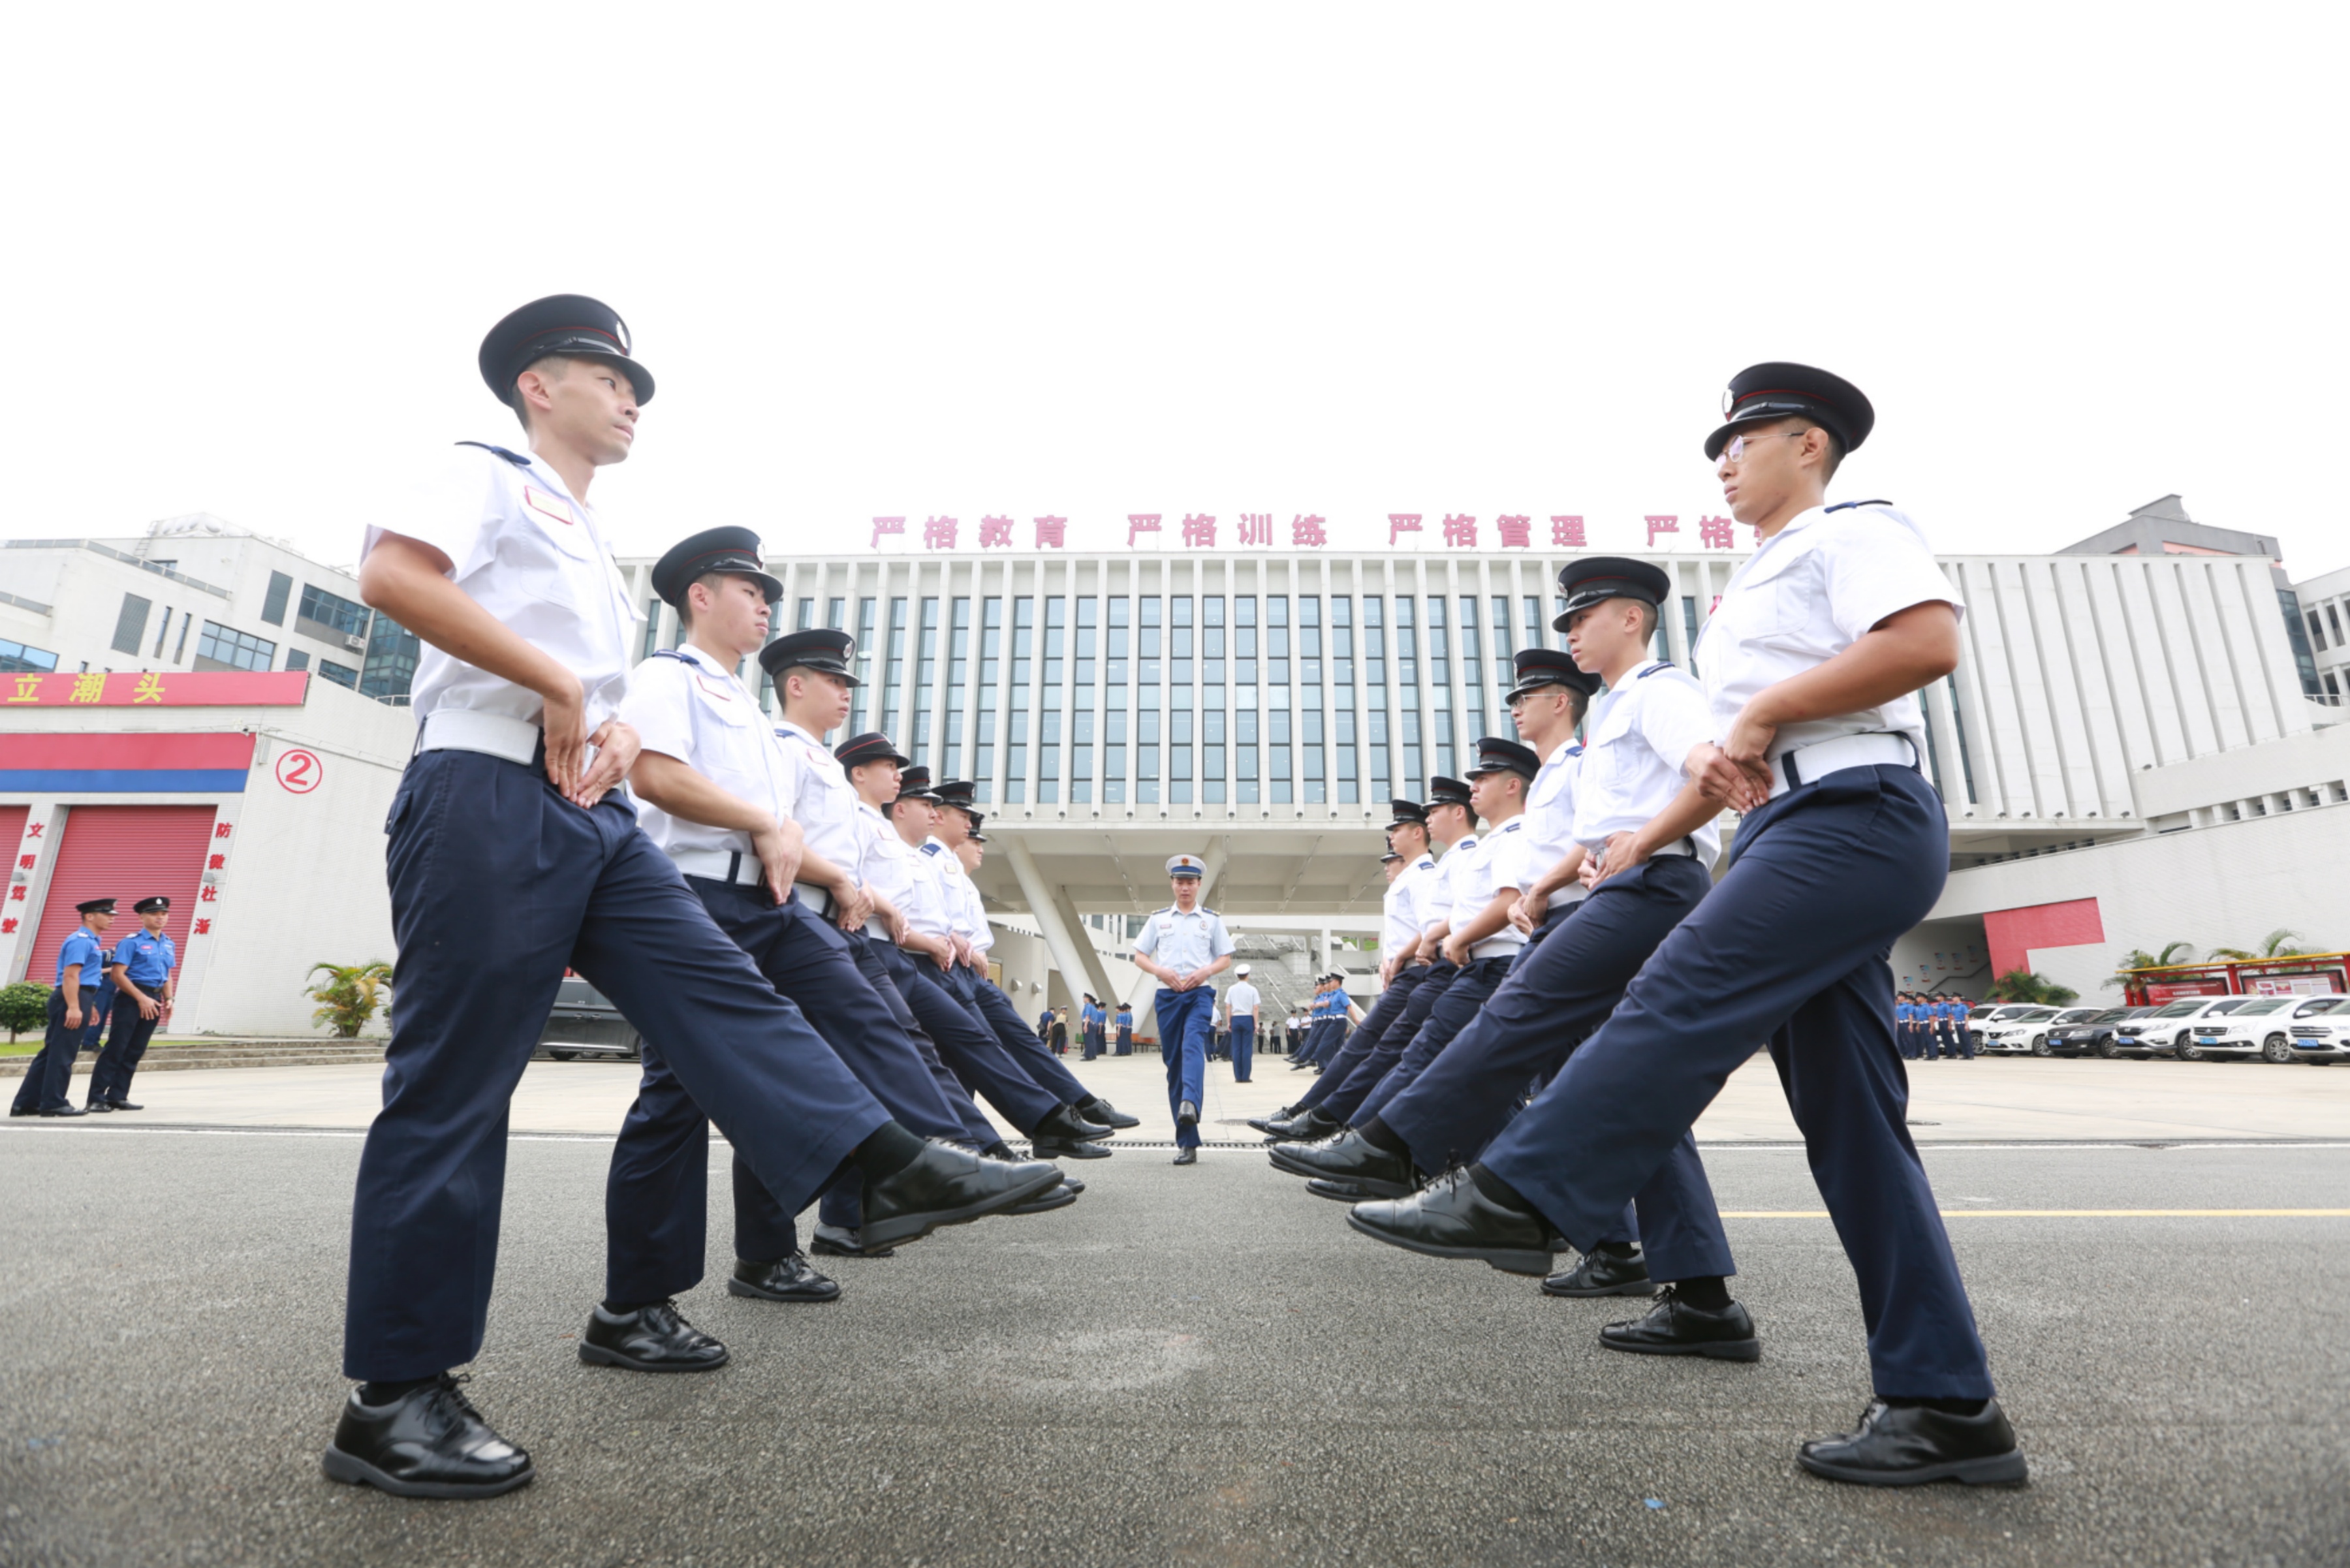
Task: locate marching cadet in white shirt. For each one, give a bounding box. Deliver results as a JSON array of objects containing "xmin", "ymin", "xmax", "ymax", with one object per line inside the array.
[
  {"xmin": 1374, "ymin": 364, "xmax": 2024, "ymax": 1487},
  {"xmin": 1500, "ymin": 648, "xmax": 1604, "ymax": 943},
  {"xmin": 327, "ymin": 298, "xmax": 1055, "ymax": 1502},
  {"xmin": 1349, "ymin": 556, "xmax": 1738, "ymax": 1311},
  {"xmin": 1131, "ymin": 856, "xmax": 1236, "ymax": 1164}
]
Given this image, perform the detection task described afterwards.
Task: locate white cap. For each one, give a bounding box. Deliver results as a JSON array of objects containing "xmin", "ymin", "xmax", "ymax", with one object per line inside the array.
[{"xmin": 1236, "ymin": 963, "xmax": 1251, "ymax": 976}]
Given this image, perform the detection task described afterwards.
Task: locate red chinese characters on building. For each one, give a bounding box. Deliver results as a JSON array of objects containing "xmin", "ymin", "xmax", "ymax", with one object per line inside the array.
[
  {"xmin": 1033, "ymin": 516, "xmax": 1067, "ymax": 549},
  {"xmin": 193, "ymin": 918, "xmax": 211, "ymax": 935},
  {"xmin": 1645, "ymin": 514, "xmax": 1680, "ymax": 547},
  {"xmin": 870, "ymin": 516, "xmax": 907, "ymax": 548},
  {"xmin": 1238, "ymin": 513, "xmax": 1272, "ymax": 547},
  {"xmin": 979, "ymin": 515, "xmax": 1013, "ymax": 548},
  {"xmin": 1181, "ymin": 513, "xmax": 1217, "ymax": 548},
  {"xmin": 16, "ymin": 856, "xmax": 31, "ymax": 871},
  {"xmin": 1496, "ymin": 514, "xmax": 1531, "ymax": 548},
  {"xmin": 0, "ymin": 918, "xmax": 16, "ymax": 934},
  {"xmin": 213, "ymin": 823, "xmax": 231, "ymax": 839},
  {"xmin": 1441, "ymin": 513, "xmax": 1477, "ymax": 548},
  {"xmin": 923, "ymin": 516, "xmax": 959, "ymax": 550},
  {"xmin": 207, "ymin": 853, "xmax": 226, "ymax": 871},
  {"xmin": 1127, "ymin": 514, "xmax": 1163, "ymax": 546},
  {"xmin": 1697, "ymin": 514, "xmax": 1734, "ymax": 549},
  {"xmin": 1388, "ymin": 513, "xmax": 1423, "ymax": 546},
  {"xmin": 1550, "ymin": 516, "xmax": 1586, "ymax": 548},
  {"xmin": 1291, "ymin": 514, "xmax": 1327, "ymax": 548}
]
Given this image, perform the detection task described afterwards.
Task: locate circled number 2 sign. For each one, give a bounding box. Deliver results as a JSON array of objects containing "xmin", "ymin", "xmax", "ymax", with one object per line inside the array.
[{"xmin": 275, "ymin": 749, "xmax": 324, "ymax": 794}]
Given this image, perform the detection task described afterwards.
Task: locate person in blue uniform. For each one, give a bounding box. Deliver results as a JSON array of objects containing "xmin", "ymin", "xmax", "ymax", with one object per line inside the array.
[
  {"xmin": 325, "ymin": 294, "xmax": 1060, "ymax": 1501},
  {"xmin": 78, "ymin": 938, "xmax": 119, "ymax": 1063},
  {"xmin": 1949, "ymin": 995, "xmax": 1974, "ymax": 1058},
  {"xmin": 1114, "ymin": 1001, "xmax": 1135, "ymax": 1056},
  {"xmin": 1133, "ymin": 855, "xmax": 1234, "ymax": 1165},
  {"xmin": 11, "ymin": 897, "xmax": 115, "ymax": 1118},
  {"xmin": 1895, "ymin": 994, "xmax": 1917, "ymax": 1059},
  {"xmin": 1351, "ymin": 363, "xmax": 2024, "ymax": 1486},
  {"xmin": 87, "ymin": 895, "xmax": 175, "ymax": 1111}
]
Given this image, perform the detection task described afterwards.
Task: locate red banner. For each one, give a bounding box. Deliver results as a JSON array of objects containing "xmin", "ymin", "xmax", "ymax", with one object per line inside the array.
[{"xmin": 1, "ymin": 670, "xmax": 311, "ymax": 708}]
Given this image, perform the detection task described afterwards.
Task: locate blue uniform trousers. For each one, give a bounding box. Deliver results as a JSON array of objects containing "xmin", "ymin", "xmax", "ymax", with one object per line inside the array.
[
  {"xmin": 603, "ymin": 877, "xmax": 973, "ymax": 1304},
  {"xmin": 86, "ymin": 991, "xmax": 163, "ymax": 1106},
  {"xmin": 1379, "ymin": 858, "xmax": 1725, "ymax": 1274},
  {"xmin": 1316, "ymin": 963, "xmax": 1461, "ymax": 1123},
  {"xmin": 1916, "ymin": 1020, "xmax": 1940, "ymax": 1061},
  {"xmin": 79, "ymin": 982, "xmax": 117, "ymax": 1055},
  {"xmin": 1155, "ymin": 985, "xmax": 1214, "ymax": 1149},
  {"xmin": 960, "ymin": 969, "xmax": 1095, "ymax": 1106},
  {"xmin": 1315, "ymin": 1016, "xmax": 1351, "ymax": 1066},
  {"xmin": 1298, "ymin": 967, "xmax": 1427, "ymax": 1110},
  {"xmin": 1229, "ymin": 1014, "xmax": 1255, "ymax": 1082},
  {"xmin": 345, "ymin": 749, "xmax": 889, "ymax": 1383},
  {"xmin": 1482, "ymin": 766, "xmax": 1995, "ymax": 1399},
  {"xmin": 854, "ymin": 937, "xmax": 999, "ymax": 1147},
  {"xmin": 898, "ymin": 956, "xmax": 1061, "ymax": 1133},
  {"xmin": 1351, "ymin": 951, "xmax": 1520, "ymax": 1129},
  {"xmin": 1081, "ymin": 1024, "xmax": 1102, "ymax": 1061},
  {"xmin": 12, "ymin": 986, "xmax": 95, "ymax": 1114},
  {"xmin": 1114, "ymin": 1025, "xmax": 1133, "ymax": 1056}
]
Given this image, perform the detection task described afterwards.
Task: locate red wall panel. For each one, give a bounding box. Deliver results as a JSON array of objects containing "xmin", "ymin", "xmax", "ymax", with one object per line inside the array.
[
  {"xmin": 20, "ymin": 806, "xmax": 216, "ymax": 986},
  {"xmin": 1983, "ymin": 898, "xmax": 2107, "ymax": 981}
]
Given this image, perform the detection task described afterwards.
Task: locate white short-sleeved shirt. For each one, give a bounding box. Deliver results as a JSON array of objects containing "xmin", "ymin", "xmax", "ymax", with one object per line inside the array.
[
  {"xmin": 616, "ymin": 646, "xmax": 794, "ymax": 862},
  {"xmin": 1226, "ymin": 980, "xmax": 1261, "ymax": 1016},
  {"xmin": 772, "ymin": 721, "xmax": 862, "ymax": 876},
  {"xmin": 1382, "ymin": 854, "xmax": 1439, "ymax": 958},
  {"xmin": 898, "ymin": 837, "xmax": 960, "ymax": 939},
  {"xmin": 1574, "ymin": 661, "xmax": 1721, "ymax": 863},
  {"xmin": 1420, "ymin": 834, "xmax": 1479, "ymax": 935},
  {"xmin": 856, "ymin": 802, "xmax": 922, "ymax": 912},
  {"xmin": 1450, "ymin": 817, "xmax": 1530, "ymax": 958},
  {"xmin": 920, "ymin": 836, "xmax": 990, "ymax": 947},
  {"xmin": 1134, "ymin": 904, "xmax": 1234, "ymax": 975},
  {"xmin": 1695, "ymin": 503, "xmax": 1964, "ymax": 766},
  {"xmin": 364, "ymin": 443, "xmax": 644, "ymax": 733},
  {"xmin": 1521, "ymin": 743, "xmax": 1587, "ymax": 909}
]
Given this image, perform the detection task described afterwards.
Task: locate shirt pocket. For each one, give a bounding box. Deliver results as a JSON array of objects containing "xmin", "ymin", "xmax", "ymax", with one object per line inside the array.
[{"xmin": 1720, "ymin": 547, "xmax": 1818, "ymax": 645}]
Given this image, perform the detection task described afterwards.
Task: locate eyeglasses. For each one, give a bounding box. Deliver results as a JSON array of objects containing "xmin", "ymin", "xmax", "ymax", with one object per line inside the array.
[{"xmin": 1716, "ymin": 428, "xmax": 1808, "ymax": 468}]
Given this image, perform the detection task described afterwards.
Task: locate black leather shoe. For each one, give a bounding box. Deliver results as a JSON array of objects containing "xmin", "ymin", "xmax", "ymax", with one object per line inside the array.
[
  {"xmin": 322, "ymin": 1375, "xmax": 534, "ymax": 1499},
  {"xmin": 861, "ymin": 1140, "xmax": 1063, "ymax": 1248},
  {"xmin": 1076, "ymin": 1095, "xmax": 1140, "ymax": 1129},
  {"xmin": 1008, "ymin": 1179, "xmax": 1080, "ymax": 1215},
  {"xmin": 8, "ymin": 1105, "xmax": 31, "ymax": 1117},
  {"xmin": 1345, "ymin": 1169, "xmax": 1563, "ymax": 1276},
  {"xmin": 1244, "ymin": 1110, "xmax": 1295, "ymax": 1134},
  {"xmin": 1172, "ymin": 1147, "xmax": 1198, "ymax": 1165},
  {"xmin": 85, "ymin": 1101, "xmax": 114, "ymax": 1112},
  {"xmin": 37, "ymin": 1105, "xmax": 86, "ymax": 1118},
  {"xmin": 1264, "ymin": 1110, "xmax": 1341, "ymax": 1144},
  {"xmin": 1177, "ymin": 1101, "xmax": 1199, "ymax": 1129},
  {"xmin": 1057, "ymin": 1176, "xmax": 1086, "ymax": 1196},
  {"xmin": 811, "ymin": 1223, "xmax": 894, "ymax": 1259},
  {"xmin": 1306, "ymin": 1178, "xmax": 1371, "ymax": 1203},
  {"xmin": 1036, "ymin": 1103, "xmax": 1115, "ymax": 1144},
  {"xmin": 1268, "ymin": 1129, "xmax": 1419, "ymax": 1197},
  {"xmin": 1543, "ymin": 1250, "xmax": 1657, "ymax": 1298},
  {"xmin": 1798, "ymin": 1398, "xmax": 2028, "ymax": 1486},
  {"xmin": 578, "ymin": 1300, "xmax": 729, "ymax": 1373},
  {"xmin": 107, "ymin": 1101, "xmax": 142, "ymax": 1111},
  {"xmin": 727, "ymin": 1253, "xmax": 842, "ymax": 1303},
  {"xmin": 1032, "ymin": 1131, "xmax": 1115, "ymax": 1159},
  {"xmin": 1598, "ymin": 1287, "xmax": 1760, "ymax": 1360}
]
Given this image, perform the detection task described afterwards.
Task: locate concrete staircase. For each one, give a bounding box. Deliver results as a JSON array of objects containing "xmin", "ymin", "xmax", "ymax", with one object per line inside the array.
[{"xmin": 0, "ymin": 1037, "xmax": 387, "ymax": 1078}]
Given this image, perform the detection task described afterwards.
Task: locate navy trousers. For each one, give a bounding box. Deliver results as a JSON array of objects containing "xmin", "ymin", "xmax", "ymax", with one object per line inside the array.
[
  {"xmin": 1229, "ymin": 1014, "xmax": 1255, "ymax": 1082},
  {"xmin": 1314, "ymin": 1016, "xmax": 1350, "ymax": 1066},
  {"xmin": 1316, "ymin": 963, "xmax": 1460, "ymax": 1123},
  {"xmin": 12, "ymin": 986, "xmax": 94, "ymax": 1114},
  {"xmin": 345, "ymin": 749, "xmax": 889, "ymax": 1383},
  {"xmin": 1352, "ymin": 950, "xmax": 1520, "ymax": 1129},
  {"xmin": 854, "ymin": 937, "xmax": 999, "ymax": 1146},
  {"xmin": 1482, "ymin": 767, "xmax": 1996, "ymax": 1399},
  {"xmin": 86, "ymin": 992, "xmax": 163, "ymax": 1106},
  {"xmin": 1299, "ymin": 967, "xmax": 1426, "ymax": 1110},
  {"xmin": 1156, "ymin": 985, "xmax": 1214, "ymax": 1149},
  {"xmin": 962, "ymin": 969, "xmax": 1095, "ymax": 1106},
  {"xmin": 79, "ymin": 982, "xmax": 116, "ymax": 1054},
  {"xmin": 898, "ymin": 956, "xmax": 1061, "ymax": 1134},
  {"xmin": 603, "ymin": 878, "xmax": 974, "ymax": 1304}
]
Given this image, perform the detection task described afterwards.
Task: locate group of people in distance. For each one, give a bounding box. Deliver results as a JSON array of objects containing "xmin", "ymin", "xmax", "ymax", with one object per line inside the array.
[
  {"xmin": 311, "ymin": 288, "xmax": 2024, "ymax": 1500},
  {"xmin": 1899, "ymin": 990, "xmax": 1976, "ymax": 1059},
  {"xmin": 1249, "ymin": 362, "xmax": 2029, "ymax": 1489}
]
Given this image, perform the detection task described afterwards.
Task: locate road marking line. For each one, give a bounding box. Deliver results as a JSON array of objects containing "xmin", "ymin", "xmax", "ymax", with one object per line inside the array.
[{"xmin": 1721, "ymin": 1208, "xmax": 2350, "ymax": 1219}]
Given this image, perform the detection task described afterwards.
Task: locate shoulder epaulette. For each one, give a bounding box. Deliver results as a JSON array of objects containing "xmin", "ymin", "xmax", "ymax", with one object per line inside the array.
[
  {"xmin": 1501, "ymin": 820, "xmax": 1522, "ymax": 832},
  {"xmin": 650, "ymin": 648, "xmax": 686, "ymax": 663},
  {"xmin": 454, "ymin": 440, "xmax": 533, "ymax": 469},
  {"xmin": 1825, "ymin": 499, "xmax": 1894, "ymax": 513},
  {"xmin": 1636, "ymin": 662, "xmax": 1672, "ymax": 680},
  {"xmin": 920, "ymin": 841, "xmax": 942, "ymax": 855},
  {"xmin": 1415, "ymin": 856, "xmax": 1435, "ymax": 869},
  {"xmin": 1202, "ymin": 907, "xmax": 1217, "ymax": 918}
]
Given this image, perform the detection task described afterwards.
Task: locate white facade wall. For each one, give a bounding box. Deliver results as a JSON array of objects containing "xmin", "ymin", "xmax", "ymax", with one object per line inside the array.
[{"xmin": 2295, "ymin": 561, "xmax": 2350, "ymax": 706}]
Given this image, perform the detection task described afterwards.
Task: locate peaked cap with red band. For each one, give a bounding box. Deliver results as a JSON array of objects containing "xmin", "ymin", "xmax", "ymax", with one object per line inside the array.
[
  {"xmin": 479, "ymin": 293, "xmax": 655, "ymax": 407},
  {"xmin": 1703, "ymin": 361, "xmax": 1872, "ymax": 461},
  {"xmin": 652, "ymin": 526, "xmax": 782, "ymax": 606}
]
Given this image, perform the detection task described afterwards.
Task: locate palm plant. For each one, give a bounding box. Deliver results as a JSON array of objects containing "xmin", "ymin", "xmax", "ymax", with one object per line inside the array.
[
  {"xmin": 2105, "ymin": 941, "xmax": 2196, "ymax": 990},
  {"xmin": 1986, "ymin": 969, "xmax": 2080, "ymax": 1005},
  {"xmin": 2208, "ymin": 929, "xmax": 2320, "ymax": 962},
  {"xmin": 306, "ymin": 961, "xmax": 394, "ymax": 1039}
]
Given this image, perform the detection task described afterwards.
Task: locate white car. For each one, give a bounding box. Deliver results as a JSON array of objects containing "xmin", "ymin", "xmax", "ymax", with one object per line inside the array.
[
  {"xmin": 2187, "ymin": 995, "xmax": 2350, "ymax": 1063},
  {"xmin": 1975, "ymin": 1005, "xmax": 2108, "ymax": 1057},
  {"xmin": 2112, "ymin": 996, "xmax": 2259, "ymax": 1058},
  {"xmin": 2285, "ymin": 1009, "xmax": 2350, "ymax": 1065}
]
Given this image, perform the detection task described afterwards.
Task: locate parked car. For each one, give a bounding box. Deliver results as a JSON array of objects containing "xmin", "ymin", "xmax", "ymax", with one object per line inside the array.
[
  {"xmin": 1999, "ymin": 1005, "xmax": 2108, "ymax": 1057},
  {"xmin": 2286, "ymin": 1007, "xmax": 2350, "ymax": 1065},
  {"xmin": 2045, "ymin": 1006, "xmax": 2152, "ymax": 1058},
  {"xmin": 534, "ymin": 977, "xmax": 642, "ymax": 1061},
  {"xmin": 2191, "ymin": 995, "xmax": 2349, "ymax": 1063},
  {"xmin": 1970, "ymin": 1006, "xmax": 2063, "ymax": 1054},
  {"xmin": 2112, "ymin": 996, "xmax": 2259, "ymax": 1058}
]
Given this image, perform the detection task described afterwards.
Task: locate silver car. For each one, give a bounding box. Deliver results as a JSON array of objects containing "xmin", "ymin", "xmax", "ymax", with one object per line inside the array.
[{"xmin": 2189, "ymin": 995, "xmax": 2348, "ymax": 1063}]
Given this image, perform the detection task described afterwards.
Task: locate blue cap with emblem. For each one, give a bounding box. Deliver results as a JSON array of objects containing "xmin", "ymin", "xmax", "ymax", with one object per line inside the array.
[
  {"xmin": 652, "ymin": 527, "xmax": 781, "ymax": 607},
  {"xmin": 75, "ymin": 897, "xmax": 116, "ymax": 915},
  {"xmin": 478, "ymin": 294, "xmax": 653, "ymax": 408},
  {"xmin": 1166, "ymin": 855, "xmax": 1206, "ymax": 879},
  {"xmin": 1507, "ymin": 646, "xmax": 1601, "ymax": 703},
  {"xmin": 133, "ymin": 896, "xmax": 170, "ymax": 915},
  {"xmin": 1466, "ymin": 736, "xmax": 1541, "ymax": 781},
  {"xmin": 759, "ymin": 628, "xmax": 860, "ymax": 687},
  {"xmin": 1553, "ymin": 557, "xmax": 1674, "ymax": 630},
  {"xmin": 1704, "ymin": 361, "xmax": 1873, "ymax": 462}
]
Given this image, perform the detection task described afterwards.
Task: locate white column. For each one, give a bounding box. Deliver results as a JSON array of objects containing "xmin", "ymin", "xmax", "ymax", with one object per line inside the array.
[{"xmin": 1001, "ymin": 833, "xmax": 1112, "ymax": 1012}]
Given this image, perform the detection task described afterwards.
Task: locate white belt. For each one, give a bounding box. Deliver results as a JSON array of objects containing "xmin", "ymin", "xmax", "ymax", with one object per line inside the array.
[
  {"xmin": 416, "ymin": 709, "xmax": 541, "ymax": 765},
  {"xmin": 789, "ymin": 883, "xmax": 835, "ymax": 915},
  {"xmin": 1649, "ymin": 839, "xmax": 1700, "ymax": 858},
  {"xmin": 1470, "ymin": 934, "xmax": 1528, "ymax": 960},
  {"xmin": 1768, "ymin": 732, "xmax": 1918, "ymax": 798},
  {"xmin": 673, "ymin": 847, "xmax": 762, "ymax": 886},
  {"xmin": 1546, "ymin": 886, "xmax": 1589, "ymax": 909}
]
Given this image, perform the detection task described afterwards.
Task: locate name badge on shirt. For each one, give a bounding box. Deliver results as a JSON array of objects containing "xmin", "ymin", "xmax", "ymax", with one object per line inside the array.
[
  {"xmin": 522, "ymin": 486, "xmax": 576, "ymax": 526},
  {"xmin": 693, "ymin": 672, "xmax": 736, "ymax": 703}
]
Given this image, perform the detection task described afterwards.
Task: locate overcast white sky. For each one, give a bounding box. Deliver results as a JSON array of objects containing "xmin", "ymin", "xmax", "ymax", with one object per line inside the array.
[{"xmin": 5, "ymin": 3, "xmax": 2344, "ymax": 579}]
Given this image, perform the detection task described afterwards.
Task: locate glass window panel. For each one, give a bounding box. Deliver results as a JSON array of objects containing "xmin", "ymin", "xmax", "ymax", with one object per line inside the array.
[{"xmin": 827, "ymin": 597, "xmax": 846, "ymax": 629}]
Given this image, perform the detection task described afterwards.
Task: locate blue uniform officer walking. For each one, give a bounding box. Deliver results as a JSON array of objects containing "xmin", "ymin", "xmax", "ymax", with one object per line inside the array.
[
  {"xmin": 87, "ymin": 895, "xmax": 176, "ymax": 1111},
  {"xmin": 1133, "ymin": 855, "xmax": 1234, "ymax": 1165},
  {"xmin": 11, "ymin": 897, "xmax": 115, "ymax": 1118}
]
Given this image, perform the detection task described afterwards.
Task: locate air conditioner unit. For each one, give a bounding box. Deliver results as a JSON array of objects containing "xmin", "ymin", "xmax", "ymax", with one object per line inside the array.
[{"xmin": 343, "ymin": 634, "xmax": 368, "ymax": 651}]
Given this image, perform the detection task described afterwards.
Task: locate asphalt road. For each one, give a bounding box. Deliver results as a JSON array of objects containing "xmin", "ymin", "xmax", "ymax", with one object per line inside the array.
[{"xmin": 2, "ymin": 1126, "xmax": 2345, "ymax": 1567}]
